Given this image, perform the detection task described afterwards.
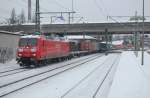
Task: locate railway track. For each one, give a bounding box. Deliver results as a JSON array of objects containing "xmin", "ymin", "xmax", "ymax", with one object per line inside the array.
[
  {"xmin": 0, "ymin": 68, "xmax": 23, "ymax": 74},
  {"xmin": 0, "ymin": 68, "xmax": 29, "ymax": 78},
  {"xmin": 92, "ymin": 54, "xmax": 120, "ymax": 98},
  {"xmin": 0, "ymin": 53, "xmax": 104, "ymax": 97},
  {"xmin": 60, "ymin": 53, "xmax": 121, "ymax": 98},
  {"xmin": 0, "ymin": 54, "xmax": 99, "ymax": 78},
  {"xmin": 1, "ymin": 55, "xmax": 99, "ymax": 82}
]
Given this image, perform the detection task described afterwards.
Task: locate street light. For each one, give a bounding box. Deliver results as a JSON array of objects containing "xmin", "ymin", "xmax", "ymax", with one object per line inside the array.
[{"xmin": 141, "ymin": 0, "xmax": 144, "ymax": 65}]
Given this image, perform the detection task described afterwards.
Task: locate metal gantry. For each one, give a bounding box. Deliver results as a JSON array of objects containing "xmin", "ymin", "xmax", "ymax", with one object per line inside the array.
[{"xmin": 40, "ymin": 11, "xmax": 75, "ymax": 24}]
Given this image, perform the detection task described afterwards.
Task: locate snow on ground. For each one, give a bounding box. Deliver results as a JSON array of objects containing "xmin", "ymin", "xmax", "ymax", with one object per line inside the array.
[
  {"xmin": 136, "ymin": 51, "xmax": 150, "ymax": 84},
  {"xmin": 63, "ymin": 54, "xmax": 120, "ymax": 98},
  {"xmin": 0, "ymin": 54, "xmax": 99, "ymax": 86},
  {"xmin": 2, "ymin": 51, "xmax": 150, "ymax": 98},
  {"xmin": 108, "ymin": 51, "xmax": 150, "ymax": 98},
  {"xmin": 0, "ymin": 59, "xmax": 19, "ymax": 72},
  {"xmin": 94, "ymin": 54, "xmax": 121, "ymax": 98},
  {"xmin": 4, "ymin": 54, "xmax": 116, "ymax": 98},
  {"xmin": 147, "ymin": 49, "xmax": 150, "ymax": 53},
  {"xmin": 0, "ymin": 59, "xmax": 17, "ymax": 67}
]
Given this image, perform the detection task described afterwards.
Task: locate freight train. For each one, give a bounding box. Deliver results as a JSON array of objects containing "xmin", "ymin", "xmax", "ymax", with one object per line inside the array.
[{"xmin": 16, "ymin": 34, "xmax": 103, "ymax": 67}]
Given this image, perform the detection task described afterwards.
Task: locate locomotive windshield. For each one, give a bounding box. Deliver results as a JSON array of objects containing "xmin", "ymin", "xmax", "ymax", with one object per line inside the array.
[{"xmin": 19, "ymin": 38, "xmax": 37, "ymax": 46}]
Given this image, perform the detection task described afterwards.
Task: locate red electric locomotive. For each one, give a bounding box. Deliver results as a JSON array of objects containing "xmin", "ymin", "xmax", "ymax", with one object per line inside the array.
[
  {"xmin": 17, "ymin": 34, "xmax": 100, "ymax": 67},
  {"xmin": 17, "ymin": 34, "xmax": 70, "ymax": 67}
]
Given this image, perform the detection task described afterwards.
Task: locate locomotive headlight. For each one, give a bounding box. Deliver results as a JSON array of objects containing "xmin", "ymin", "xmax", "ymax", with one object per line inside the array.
[
  {"xmin": 31, "ymin": 47, "xmax": 36, "ymax": 52},
  {"xmin": 18, "ymin": 48, "xmax": 23, "ymax": 52},
  {"xmin": 18, "ymin": 54, "xmax": 22, "ymax": 56},
  {"xmin": 32, "ymin": 54, "xmax": 36, "ymax": 56}
]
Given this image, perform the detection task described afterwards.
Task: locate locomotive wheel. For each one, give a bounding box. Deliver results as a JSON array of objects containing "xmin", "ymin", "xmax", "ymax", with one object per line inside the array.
[
  {"xmin": 34, "ymin": 62, "xmax": 40, "ymax": 67},
  {"xmin": 19, "ymin": 63, "xmax": 24, "ymax": 67},
  {"xmin": 42, "ymin": 60, "xmax": 48, "ymax": 66}
]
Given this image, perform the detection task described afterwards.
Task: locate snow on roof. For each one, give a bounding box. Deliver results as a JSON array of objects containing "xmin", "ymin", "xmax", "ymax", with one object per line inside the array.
[
  {"xmin": 22, "ymin": 23, "xmax": 35, "ymax": 25},
  {"xmin": 21, "ymin": 35, "xmax": 41, "ymax": 38},
  {"xmin": 112, "ymin": 40, "xmax": 123, "ymax": 45},
  {"xmin": 100, "ymin": 41, "xmax": 107, "ymax": 44},
  {"xmin": 65, "ymin": 35, "xmax": 96, "ymax": 40},
  {"xmin": 0, "ymin": 31, "xmax": 20, "ymax": 35}
]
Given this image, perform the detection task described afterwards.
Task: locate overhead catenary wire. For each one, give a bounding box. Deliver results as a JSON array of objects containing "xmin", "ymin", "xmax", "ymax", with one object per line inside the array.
[
  {"xmin": 93, "ymin": 0, "xmax": 106, "ymax": 18},
  {"xmin": 93, "ymin": 0, "xmax": 132, "ymax": 23},
  {"xmin": 21, "ymin": 0, "xmax": 49, "ymax": 12},
  {"xmin": 97, "ymin": 0, "xmax": 109, "ymax": 15},
  {"xmin": 0, "ymin": 0, "xmax": 26, "ymax": 16},
  {"xmin": 53, "ymin": 0, "xmax": 70, "ymax": 11},
  {"xmin": 93, "ymin": 0, "xmax": 122, "ymax": 25},
  {"xmin": 16, "ymin": 0, "xmax": 85, "ymax": 23}
]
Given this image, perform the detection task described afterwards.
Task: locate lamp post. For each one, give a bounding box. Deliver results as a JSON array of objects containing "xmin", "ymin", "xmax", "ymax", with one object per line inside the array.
[{"xmin": 141, "ymin": 0, "xmax": 144, "ymax": 65}]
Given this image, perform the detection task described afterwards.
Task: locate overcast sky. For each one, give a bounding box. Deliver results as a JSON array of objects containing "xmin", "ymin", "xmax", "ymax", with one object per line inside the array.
[{"xmin": 0, "ymin": 0, "xmax": 150, "ymax": 23}]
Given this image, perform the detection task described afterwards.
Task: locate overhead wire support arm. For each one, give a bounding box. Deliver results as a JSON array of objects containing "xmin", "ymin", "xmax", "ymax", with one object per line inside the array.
[
  {"xmin": 39, "ymin": 11, "xmax": 76, "ymax": 24},
  {"xmin": 40, "ymin": 11, "xmax": 76, "ymax": 14}
]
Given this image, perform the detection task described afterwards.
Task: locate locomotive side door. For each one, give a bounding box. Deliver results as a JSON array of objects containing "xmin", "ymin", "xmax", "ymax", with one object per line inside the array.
[{"xmin": 42, "ymin": 40, "xmax": 46, "ymax": 59}]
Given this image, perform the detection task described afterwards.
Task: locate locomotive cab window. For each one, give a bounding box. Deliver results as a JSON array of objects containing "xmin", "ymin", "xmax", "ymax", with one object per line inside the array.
[{"xmin": 19, "ymin": 38, "xmax": 37, "ymax": 46}]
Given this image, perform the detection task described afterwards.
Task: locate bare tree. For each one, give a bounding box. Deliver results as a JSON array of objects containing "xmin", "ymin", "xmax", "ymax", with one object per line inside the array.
[
  {"xmin": 10, "ymin": 8, "xmax": 17, "ymax": 24},
  {"xmin": 31, "ymin": 13, "xmax": 36, "ymax": 23},
  {"xmin": 19, "ymin": 9, "xmax": 26, "ymax": 24}
]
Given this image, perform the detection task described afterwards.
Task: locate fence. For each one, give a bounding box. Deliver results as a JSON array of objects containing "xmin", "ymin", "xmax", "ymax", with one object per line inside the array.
[{"xmin": 0, "ymin": 47, "xmax": 14, "ymax": 63}]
